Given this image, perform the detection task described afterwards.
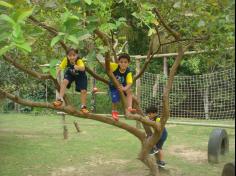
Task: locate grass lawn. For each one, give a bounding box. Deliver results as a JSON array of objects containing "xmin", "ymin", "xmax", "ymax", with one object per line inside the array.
[{"xmin": 0, "ymin": 113, "xmax": 235, "ymax": 176}]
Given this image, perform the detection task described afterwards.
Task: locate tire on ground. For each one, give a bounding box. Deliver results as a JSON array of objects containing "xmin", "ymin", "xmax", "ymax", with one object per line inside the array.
[
  {"xmin": 222, "ymin": 162, "xmax": 235, "ymax": 176},
  {"xmin": 208, "ymin": 128, "xmax": 229, "ymax": 163}
]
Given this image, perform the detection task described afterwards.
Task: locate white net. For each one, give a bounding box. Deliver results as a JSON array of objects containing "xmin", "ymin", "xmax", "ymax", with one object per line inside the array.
[{"xmin": 140, "ymin": 68, "xmax": 235, "ymax": 120}]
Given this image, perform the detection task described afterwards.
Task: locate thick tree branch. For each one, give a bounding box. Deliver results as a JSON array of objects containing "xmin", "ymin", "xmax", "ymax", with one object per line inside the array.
[
  {"xmin": 0, "ymin": 88, "xmax": 146, "ymax": 141},
  {"xmin": 3, "ymin": 54, "xmax": 53, "ymax": 81},
  {"xmin": 85, "ymin": 66, "xmax": 109, "ymax": 85},
  {"xmin": 111, "ymin": 32, "xmax": 118, "ymax": 62},
  {"xmin": 2, "ymin": 54, "xmax": 70, "ymax": 104},
  {"xmin": 161, "ymin": 43, "xmax": 193, "ymax": 129},
  {"xmin": 95, "ymin": 30, "xmax": 129, "ymax": 111}
]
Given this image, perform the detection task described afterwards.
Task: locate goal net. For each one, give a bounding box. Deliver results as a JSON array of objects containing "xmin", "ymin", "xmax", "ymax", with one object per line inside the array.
[{"xmin": 140, "ymin": 68, "xmax": 235, "ymax": 120}]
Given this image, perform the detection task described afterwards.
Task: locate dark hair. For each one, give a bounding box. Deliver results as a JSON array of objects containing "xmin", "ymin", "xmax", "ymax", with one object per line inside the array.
[
  {"xmin": 118, "ymin": 53, "xmax": 131, "ymax": 62},
  {"xmin": 145, "ymin": 106, "xmax": 158, "ymax": 114},
  {"xmin": 66, "ymin": 48, "xmax": 78, "ymax": 55}
]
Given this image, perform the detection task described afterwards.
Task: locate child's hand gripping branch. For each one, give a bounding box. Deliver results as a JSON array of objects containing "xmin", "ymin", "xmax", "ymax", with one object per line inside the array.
[{"xmin": 53, "ymin": 48, "xmax": 89, "ymax": 114}]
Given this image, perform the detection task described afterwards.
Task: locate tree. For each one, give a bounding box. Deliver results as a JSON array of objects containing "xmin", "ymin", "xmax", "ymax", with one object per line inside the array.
[{"xmin": 0, "ymin": 1, "xmax": 234, "ymax": 175}]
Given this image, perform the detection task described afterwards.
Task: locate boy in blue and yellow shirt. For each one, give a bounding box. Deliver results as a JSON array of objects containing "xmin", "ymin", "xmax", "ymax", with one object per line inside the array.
[
  {"xmin": 109, "ymin": 53, "xmax": 136, "ymax": 121},
  {"xmin": 53, "ymin": 48, "xmax": 89, "ymax": 113},
  {"xmin": 146, "ymin": 106, "xmax": 168, "ymax": 168}
]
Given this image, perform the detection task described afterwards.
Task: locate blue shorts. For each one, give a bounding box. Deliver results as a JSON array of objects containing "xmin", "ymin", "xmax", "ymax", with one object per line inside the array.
[
  {"xmin": 64, "ymin": 70, "xmax": 87, "ymax": 92},
  {"xmin": 155, "ymin": 128, "xmax": 168, "ymax": 150},
  {"xmin": 109, "ymin": 88, "xmax": 128, "ymax": 103},
  {"xmin": 110, "ymin": 88, "xmax": 120, "ymax": 103}
]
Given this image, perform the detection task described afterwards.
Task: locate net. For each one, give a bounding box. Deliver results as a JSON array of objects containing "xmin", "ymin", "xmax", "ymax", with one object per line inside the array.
[{"xmin": 140, "ymin": 68, "xmax": 235, "ymax": 120}]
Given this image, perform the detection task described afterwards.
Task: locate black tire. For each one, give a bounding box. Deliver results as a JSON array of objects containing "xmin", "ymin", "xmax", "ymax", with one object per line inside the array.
[
  {"xmin": 208, "ymin": 128, "xmax": 229, "ymax": 163},
  {"xmin": 222, "ymin": 162, "xmax": 235, "ymax": 176}
]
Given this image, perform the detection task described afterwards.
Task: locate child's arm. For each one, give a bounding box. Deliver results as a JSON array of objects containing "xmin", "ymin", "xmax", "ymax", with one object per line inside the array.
[{"xmin": 119, "ymin": 72, "xmax": 133, "ymax": 91}]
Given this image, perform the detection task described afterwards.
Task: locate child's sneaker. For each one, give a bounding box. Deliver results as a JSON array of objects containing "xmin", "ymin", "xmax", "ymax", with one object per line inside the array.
[
  {"xmin": 127, "ymin": 107, "xmax": 137, "ymax": 113},
  {"xmin": 53, "ymin": 99, "xmax": 63, "ymax": 107},
  {"xmin": 80, "ymin": 106, "xmax": 89, "ymax": 114},
  {"xmin": 157, "ymin": 160, "xmax": 166, "ymax": 168},
  {"xmin": 112, "ymin": 111, "xmax": 119, "ymax": 121}
]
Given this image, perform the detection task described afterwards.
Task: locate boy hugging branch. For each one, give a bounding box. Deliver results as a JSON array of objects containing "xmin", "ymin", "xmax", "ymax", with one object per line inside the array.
[
  {"xmin": 53, "ymin": 48, "xmax": 89, "ymax": 114},
  {"xmin": 146, "ymin": 106, "xmax": 168, "ymax": 168},
  {"xmin": 108, "ymin": 53, "xmax": 136, "ymax": 121}
]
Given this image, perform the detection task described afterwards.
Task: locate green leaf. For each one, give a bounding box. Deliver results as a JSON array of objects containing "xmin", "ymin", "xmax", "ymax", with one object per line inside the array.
[
  {"xmin": 0, "ymin": 1, "xmax": 13, "ymax": 8},
  {"xmin": 0, "ymin": 32, "xmax": 10, "ymax": 42},
  {"xmin": 15, "ymin": 42, "xmax": 32, "ymax": 52},
  {"xmin": 50, "ymin": 67, "xmax": 57, "ymax": 78},
  {"xmin": 70, "ymin": 0, "xmax": 80, "ymax": 3},
  {"xmin": 84, "ymin": 0, "xmax": 92, "ymax": 5},
  {"xmin": 0, "ymin": 44, "xmax": 14, "ymax": 56},
  {"xmin": 41, "ymin": 67, "xmax": 50, "ymax": 73},
  {"xmin": 50, "ymin": 35, "xmax": 63, "ymax": 47},
  {"xmin": 49, "ymin": 59, "xmax": 59, "ymax": 68},
  {"xmin": 78, "ymin": 33, "xmax": 91, "ymax": 41},
  {"xmin": 0, "ymin": 14, "xmax": 15, "ymax": 26},
  {"xmin": 17, "ymin": 8, "xmax": 34, "ymax": 23},
  {"xmin": 12, "ymin": 23, "xmax": 23, "ymax": 39},
  {"xmin": 67, "ymin": 35, "xmax": 79, "ymax": 44}
]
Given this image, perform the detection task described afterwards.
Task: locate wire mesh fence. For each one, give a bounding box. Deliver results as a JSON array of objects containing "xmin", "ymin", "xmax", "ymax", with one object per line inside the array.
[{"xmin": 140, "ymin": 68, "xmax": 235, "ymax": 120}]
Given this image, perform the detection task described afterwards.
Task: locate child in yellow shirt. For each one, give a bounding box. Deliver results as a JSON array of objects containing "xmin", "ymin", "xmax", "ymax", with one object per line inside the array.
[
  {"xmin": 109, "ymin": 53, "xmax": 136, "ymax": 121},
  {"xmin": 53, "ymin": 48, "xmax": 89, "ymax": 113},
  {"xmin": 146, "ymin": 106, "xmax": 168, "ymax": 168}
]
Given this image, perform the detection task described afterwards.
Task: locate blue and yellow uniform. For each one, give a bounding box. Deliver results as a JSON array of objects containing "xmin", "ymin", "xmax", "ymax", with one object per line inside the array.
[
  {"xmin": 59, "ymin": 57, "xmax": 87, "ymax": 92},
  {"xmin": 109, "ymin": 62, "xmax": 133, "ymax": 103},
  {"xmin": 147, "ymin": 116, "xmax": 168, "ymax": 150}
]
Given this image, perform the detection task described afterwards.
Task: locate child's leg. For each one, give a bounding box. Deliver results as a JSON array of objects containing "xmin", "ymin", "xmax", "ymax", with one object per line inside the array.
[
  {"xmin": 53, "ymin": 79, "xmax": 70, "ymax": 107},
  {"xmin": 125, "ymin": 89, "xmax": 136, "ymax": 113},
  {"xmin": 158, "ymin": 149, "xmax": 164, "ymax": 161},
  {"xmin": 112, "ymin": 102, "xmax": 118, "ymax": 111},
  {"xmin": 110, "ymin": 89, "xmax": 120, "ymax": 121},
  {"xmin": 125, "ymin": 88, "xmax": 132, "ymax": 109},
  {"xmin": 75, "ymin": 73, "xmax": 88, "ymax": 112},
  {"xmin": 59, "ymin": 79, "xmax": 69, "ymax": 99},
  {"xmin": 80, "ymin": 89, "xmax": 87, "ymax": 107}
]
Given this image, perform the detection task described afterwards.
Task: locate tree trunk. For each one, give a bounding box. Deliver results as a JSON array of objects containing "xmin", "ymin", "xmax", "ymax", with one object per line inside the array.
[{"xmin": 136, "ymin": 58, "xmax": 142, "ymax": 129}]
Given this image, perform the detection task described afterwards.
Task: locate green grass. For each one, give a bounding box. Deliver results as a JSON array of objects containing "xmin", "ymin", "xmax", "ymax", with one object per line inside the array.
[{"xmin": 0, "ymin": 113, "xmax": 235, "ymax": 176}]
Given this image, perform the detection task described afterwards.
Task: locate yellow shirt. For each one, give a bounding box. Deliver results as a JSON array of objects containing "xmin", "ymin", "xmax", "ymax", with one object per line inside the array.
[
  {"xmin": 59, "ymin": 57, "xmax": 85, "ymax": 70},
  {"xmin": 110, "ymin": 62, "xmax": 133, "ymax": 84}
]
